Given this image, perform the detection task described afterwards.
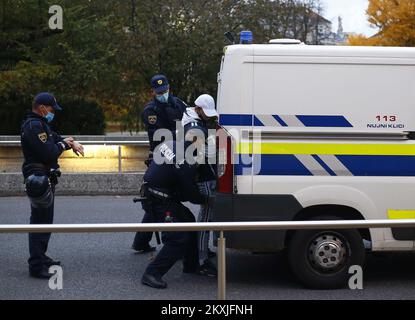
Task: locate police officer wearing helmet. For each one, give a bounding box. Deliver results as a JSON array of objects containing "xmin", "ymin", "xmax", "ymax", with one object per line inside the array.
[
  {"xmin": 140, "ymin": 136, "xmax": 209, "ymax": 289},
  {"xmin": 132, "ymin": 75, "xmax": 188, "ymax": 254},
  {"xmin": 21, "ymin": 92, "xmax": 84, "ymax": 279}
]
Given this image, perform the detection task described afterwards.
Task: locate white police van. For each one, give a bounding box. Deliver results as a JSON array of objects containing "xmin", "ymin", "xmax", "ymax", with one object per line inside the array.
[{"xmin": 213, "ymin": 40, "xmax": 415, "ymax": 289}]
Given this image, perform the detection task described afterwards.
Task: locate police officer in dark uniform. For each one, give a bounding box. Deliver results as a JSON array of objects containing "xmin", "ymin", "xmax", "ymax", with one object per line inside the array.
[
  {"xmin": 142, "ymin": 74, "xmax": 187, "ymax": 158},
  {"xmin": 21, "ymin": 92, "xmax": 84, "ymax": 279},
  {"xmin": 132, "ymin": 75, "xmax": 188, "ymax": 253},
  {"xmin": 140, "ymin": 138, "xmax": 207, "ymax": 289}
]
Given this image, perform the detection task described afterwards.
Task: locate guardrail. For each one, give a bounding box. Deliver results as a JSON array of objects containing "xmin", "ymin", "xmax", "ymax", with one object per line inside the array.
[
  {"xmin": 0, "ymin": 140, "xmax": 150, "ymax": 146},
  {"xmin": 1, "ymin": 219, "xmax": 415, "ymax": 300},
  {"xmin": 0, "ymin": 139, "xmax": 150, "ymax": 173}
]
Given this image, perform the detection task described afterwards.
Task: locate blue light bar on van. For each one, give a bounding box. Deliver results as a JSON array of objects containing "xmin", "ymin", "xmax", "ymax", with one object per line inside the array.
[{"xmin": 240, "ymin": 30, "xmax": 253, "ymax": 44}]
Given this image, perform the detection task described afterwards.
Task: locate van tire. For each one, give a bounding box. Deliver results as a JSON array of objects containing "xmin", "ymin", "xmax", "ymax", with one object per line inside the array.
[{"xmin": 288, "ymin": 216, "xmax": 365, "ymax": 289}]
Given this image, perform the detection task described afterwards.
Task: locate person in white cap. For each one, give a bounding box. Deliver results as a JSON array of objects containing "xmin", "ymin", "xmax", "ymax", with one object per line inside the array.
[
  {"xmin": 182, "ymin": 94, "xmax": 219, "ymax": 277},
  {"xmin": 182, "ymin": 94, "xmax": 218, "ymax": 127}
]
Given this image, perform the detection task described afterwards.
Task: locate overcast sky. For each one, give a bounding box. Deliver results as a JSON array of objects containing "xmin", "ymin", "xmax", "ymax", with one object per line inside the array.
[{"xmin": 321, "ymin": 0, "xmax": 378, "ymax": 36}]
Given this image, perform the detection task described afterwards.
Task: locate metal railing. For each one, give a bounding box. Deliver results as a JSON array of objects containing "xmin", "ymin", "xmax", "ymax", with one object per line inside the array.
[
  {"xmin": 0, "ymin": 139, "xmax": 150, "ymax": 173},
  {"xmin": 0, "ymin": 140, "xmax": 150, "ymax": 146},
  {"xmin": 1, "ymin": 219, "xmax": 415, "ymax": 300}
]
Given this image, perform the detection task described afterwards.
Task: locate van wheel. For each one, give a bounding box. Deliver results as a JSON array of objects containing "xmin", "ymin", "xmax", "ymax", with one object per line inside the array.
[{"xmin": 288, "ymin": 216, "xmax": 365, "ymax": 289}]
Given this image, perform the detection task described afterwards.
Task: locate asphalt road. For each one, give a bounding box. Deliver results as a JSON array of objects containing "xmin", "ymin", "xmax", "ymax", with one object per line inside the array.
[{"xmin": 0, "ymin": 196, "xmax": 415, "ymax": 300}]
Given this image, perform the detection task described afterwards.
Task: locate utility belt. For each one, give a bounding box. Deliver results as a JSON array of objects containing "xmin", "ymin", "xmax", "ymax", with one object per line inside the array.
[
  {"xmin": 23, "ymin": 163, "xmax": 61, "ymax": 185},
  {"xmin": 23, "ymin": 163, "xmax": 50, "ymax": 180},
  {"xmin": 141, "ymin": 182, "xmax": 174, "ymax": 202},
  {"xmin": 137, "ymin": 183, "xmax": 175, "ymax": 245},
  {"xmin": 147, "ymin": 187, "xmax": 173, "ymax": 200}
]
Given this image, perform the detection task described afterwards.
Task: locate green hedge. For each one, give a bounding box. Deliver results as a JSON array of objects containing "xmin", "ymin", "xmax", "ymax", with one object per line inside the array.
[
  {"xmin": 0, "ymin": 94, "xmax": 30, "ymax": 135},
  {"xmin": 0, "ymin": 95, "xmax": 106, "ymax": 135},
  {"xmin": 54, "ymin": 99, "xmax": 106, "ymax": 135}
]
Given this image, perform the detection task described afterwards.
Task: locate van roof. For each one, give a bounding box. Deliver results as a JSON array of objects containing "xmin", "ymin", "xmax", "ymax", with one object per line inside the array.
[{"xmin": 225, "ymin": 44, "xmax": 415, "ymax": 59}]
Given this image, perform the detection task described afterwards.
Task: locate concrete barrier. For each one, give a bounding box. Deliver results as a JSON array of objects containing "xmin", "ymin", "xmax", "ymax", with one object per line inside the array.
[{"xmin": 0, "ymin": 173, "xmax": 145, "ymax": 197}]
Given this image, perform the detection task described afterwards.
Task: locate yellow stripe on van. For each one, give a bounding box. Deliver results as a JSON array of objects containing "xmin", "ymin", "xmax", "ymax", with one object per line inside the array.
[
  {"xmin": 388, "ymin": 210, "xmax": 415, "ymax": 220},
  {"xmin": 237, "ymin": 143, "xmax": 415, "ymax": 156}
]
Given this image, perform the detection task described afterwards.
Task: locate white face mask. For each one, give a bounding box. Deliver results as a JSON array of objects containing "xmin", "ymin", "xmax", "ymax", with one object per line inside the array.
[{"xmin": 156, "ymin": 91, "xmax": 169, "ymax": 103}]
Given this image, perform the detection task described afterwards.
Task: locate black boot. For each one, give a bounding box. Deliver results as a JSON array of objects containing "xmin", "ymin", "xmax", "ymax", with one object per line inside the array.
[
  {"xmin": 132, "ymin": 245, "xmax": 157, "ymax": 254},
  {"xmin": 141, "ymin": 273, "xmax": 167, "ymax": 289},
  {"xmin": 29, "ymin": 266, "xmax": 52, "ymax": 279},
  {"xmin": 44, "ymin": 256, "xmax": 61, "ymax": 267}
]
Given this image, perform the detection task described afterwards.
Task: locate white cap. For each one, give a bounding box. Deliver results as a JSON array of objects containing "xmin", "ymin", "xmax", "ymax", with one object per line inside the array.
[{"xmin": 194, "ymin": 94, "xmax": 218, "ymax": 118}]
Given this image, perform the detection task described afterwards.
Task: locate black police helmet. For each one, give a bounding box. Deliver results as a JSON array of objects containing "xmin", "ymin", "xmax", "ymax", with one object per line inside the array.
[{"xmin": 25, "ymin": 175, "xmax": 50, "ymax": 198}]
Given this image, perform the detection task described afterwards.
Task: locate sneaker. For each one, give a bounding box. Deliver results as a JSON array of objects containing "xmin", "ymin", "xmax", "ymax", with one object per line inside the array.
[
  {"xmin": 208, "ymin": 249, "xmax": 216, "ymax": 259},
  {"xmin": 197, "ymin": 261, "xmax": 217, "ymax": 278}
]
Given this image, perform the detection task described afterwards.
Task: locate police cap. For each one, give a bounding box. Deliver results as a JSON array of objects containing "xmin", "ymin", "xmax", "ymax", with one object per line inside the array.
[
  {"xmin": 34, "ymin": 92, "xmax": 62, "ymax": 111},
  {"xmin": 151, "ymin": 75, "xmax": 170, "ymax": 94}
]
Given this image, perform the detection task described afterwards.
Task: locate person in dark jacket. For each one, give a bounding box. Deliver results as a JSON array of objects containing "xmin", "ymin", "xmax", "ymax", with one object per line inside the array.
[
  {"xmin": 132, "ymin": 74, "xmax": 188, "ymax": 253},
  {"xmin": 21, "ymin": 92, "xmax": 84, "ymax": 279},
  {"xmin": 141, "ymin": 74, "xmax": 188, "ymax": 160},
  {"xmin": 140, "ymin": 138, "xmax": 208, "ymax": 289}
]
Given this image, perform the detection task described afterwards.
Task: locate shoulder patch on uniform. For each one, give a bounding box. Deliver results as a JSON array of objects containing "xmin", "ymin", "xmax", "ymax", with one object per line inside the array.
[
  {"xmin": 38, "ymin": 132, "xmax": 47, "ymax": 143},
  {"xmin": 148, "ymin": 115, "xmax": 157, "ymax": 125}
]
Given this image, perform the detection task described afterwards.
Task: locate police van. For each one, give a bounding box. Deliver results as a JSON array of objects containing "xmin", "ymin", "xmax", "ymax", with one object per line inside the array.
[{"xmin": 213, "ymin": 40, "xmax": 415, "ymax": 289}]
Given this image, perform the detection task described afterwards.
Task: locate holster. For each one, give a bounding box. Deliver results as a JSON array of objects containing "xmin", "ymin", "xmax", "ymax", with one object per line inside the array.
[{"xmin": 139, "ymin": 183, "xmax": 166, "ymax": 245}]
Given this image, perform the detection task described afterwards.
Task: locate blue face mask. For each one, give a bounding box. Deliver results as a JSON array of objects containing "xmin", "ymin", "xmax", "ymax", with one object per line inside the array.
[
  {"xmin": 156, "ymin": 91, "xmax": 169, "ymax": 104},
  {"xmin": 45, "ymin": 112, "xmax": 55, "ymax": 123},
  {"xmin": 42, "ymin": 108, "xmax": 55, "ymax": 123}
]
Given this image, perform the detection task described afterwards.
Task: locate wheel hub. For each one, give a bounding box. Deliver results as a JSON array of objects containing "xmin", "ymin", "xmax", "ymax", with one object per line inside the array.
[{"xmin": 309, "ymin": 234, "xmax": 347, "ymax": 271}]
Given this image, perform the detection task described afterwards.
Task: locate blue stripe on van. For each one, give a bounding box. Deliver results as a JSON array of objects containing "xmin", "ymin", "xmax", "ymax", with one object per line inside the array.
[
  {"xmin": 273, "ymin": 115, "xmax": 288, "ymax": 127},
  {"xmin": 220, "ymin": 114, "xmax": 252, "ymax": 126},
  {"xmin": 337, "ymin": 155, "xmax": 415, "ymax": 177},
  {"xmin": 296, "ymin": 115, "xmax": 353, "ymax": 128},
  {"xmin": 220, "ymin": 114, "xmax": 353, "ymax": 128},
  {"xmin": 235, "ymin": 154, "xmax": 313, "ymax": 176},
  {"xmin": 311, "ymin": 155, "xmax": 337, "ymax": 176},
  {"xmin": 253, "ymin": 116, "xmax": 265, "ymax": 127},
  {"xmin": 235, "ymin": 154, "xmax": 415, "ymax": 177}
]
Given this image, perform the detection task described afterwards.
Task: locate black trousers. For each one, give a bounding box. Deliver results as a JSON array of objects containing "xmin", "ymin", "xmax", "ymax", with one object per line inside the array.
[
  {"xmin": 28, "ymin": 186, "xmax": 55, "ymax": 272},
  {"xmin": 144, "ymin": 201, "xmax": 198, "ymax": 278},
  {"xmin": 132, "ymin": 212, "xmax": 154, "ymax": 250}
]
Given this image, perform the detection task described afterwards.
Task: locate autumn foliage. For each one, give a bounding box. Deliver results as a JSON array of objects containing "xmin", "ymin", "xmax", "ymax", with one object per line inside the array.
[{"xmin": 349, "ymin": 0, "xmax": 415, "ymax": 47}]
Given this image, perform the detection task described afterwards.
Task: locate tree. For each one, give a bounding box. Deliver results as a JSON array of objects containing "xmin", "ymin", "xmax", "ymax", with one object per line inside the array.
[
  {"xmin": 1, "ymin": 0, "xmax": 327, "ymax": 134},
  {"xmin": 0, "ymin": 0, "xmax": 120, "ymax": 133},
  {"xmin": 348, "ymin": 0, "xmax": 415, "ymax": 47}
]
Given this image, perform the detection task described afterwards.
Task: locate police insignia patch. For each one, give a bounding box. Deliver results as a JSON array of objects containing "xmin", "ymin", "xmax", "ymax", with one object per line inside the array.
[
  {"xmin": 148, "ymin": 115, "xmax": 157, "ymax": 125},
  {"xmin": 38, "ymin": 133, "xmax": 47, "ymax": 143}
]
